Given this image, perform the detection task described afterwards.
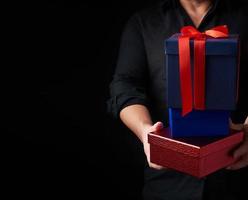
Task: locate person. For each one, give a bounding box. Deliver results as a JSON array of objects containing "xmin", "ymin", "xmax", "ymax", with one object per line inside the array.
[{"xmin": 108, "ymin": 0, "xmax": 248, "ymax": 199}]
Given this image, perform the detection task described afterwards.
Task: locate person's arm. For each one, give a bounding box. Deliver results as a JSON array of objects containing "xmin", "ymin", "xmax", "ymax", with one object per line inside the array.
[
  {"xmin": 227, "ymin": 14, "xmax": 248, "ymax": 170},
  {"xmin": 227, "ymin": 116, "xmax": 248, "ymax": 170},
  {"xmin": 120, "ymin": 104, "xmax": 164, "ymax": 169},
  {"xmin": 108, "ymin": 14, "xmax": 164, "ymax": 169}
]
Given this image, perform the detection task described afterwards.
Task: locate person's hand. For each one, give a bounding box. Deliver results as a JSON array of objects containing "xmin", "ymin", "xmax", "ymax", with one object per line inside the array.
[
  {"xmin": 227, "ymin": 119, "xmax": 248, "ymax": 170},
  {"xmin": 142, "ymin": 122, "xmax": 165, "ymax": 170}
]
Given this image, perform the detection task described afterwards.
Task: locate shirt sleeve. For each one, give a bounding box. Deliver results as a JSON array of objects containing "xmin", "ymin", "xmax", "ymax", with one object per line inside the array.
[
  {"xmin": 231, "ymin": 35, "xmax": 248, "ymax": 124},
  {"xmin": 107, "ymin": 14, "xmax": 150, "ymax": 118}
]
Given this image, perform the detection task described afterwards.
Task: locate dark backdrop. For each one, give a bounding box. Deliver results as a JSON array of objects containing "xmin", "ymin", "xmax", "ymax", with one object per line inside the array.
[
  {"xmin": 7, "ymin": 1, "xmax": 161, "ymax": 199},
  {"xmin": 7, "ymin": 1, "xmax": 247, "ymax": 199}
]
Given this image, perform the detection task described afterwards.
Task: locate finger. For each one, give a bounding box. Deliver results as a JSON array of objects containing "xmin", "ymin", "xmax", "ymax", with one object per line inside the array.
[
  {"xmin": 149, "ymin": 122, "xmax": 162, "ymax": 132},
  {"xmin": 233, "ymin": 144, "xmax": 248, "ymax": 159},
  {"xmin": 152, "ymin": 122, "xmax": 164, "ymax": 131},
  {"xmin": 149, "ymin": 162, "xmax": 165, "ymax": 170},
  {"xmin": 226, "ymin": 156, "xmax": 248, "ymax": 170},
  {"xmin": 229, "ymin": 121, "xmax": 243, "ymax": 131}
]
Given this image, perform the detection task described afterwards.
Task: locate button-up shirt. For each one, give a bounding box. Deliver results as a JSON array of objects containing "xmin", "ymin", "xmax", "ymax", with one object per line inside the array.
[
  {"xmin": 108, "ymin": 1, "xmax": 248, "ymax": 198},
  {"xmin": 108, "ymin": 0, "xmax": 247, "ymax": 125}
]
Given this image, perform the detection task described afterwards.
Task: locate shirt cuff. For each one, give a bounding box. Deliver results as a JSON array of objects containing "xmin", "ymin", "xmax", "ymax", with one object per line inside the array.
[{"xmin": 107, "ymin": 94, "xmax": 149, "ymax": 119}]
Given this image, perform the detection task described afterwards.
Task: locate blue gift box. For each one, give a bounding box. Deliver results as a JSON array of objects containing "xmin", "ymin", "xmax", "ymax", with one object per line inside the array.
[
  {"xmin": 165, "ymin": 34, "xmax": 239, "ymax": 110},
  {"xmin": 169, "ymin": 108, "xmax": 230, "ymax": 137}
]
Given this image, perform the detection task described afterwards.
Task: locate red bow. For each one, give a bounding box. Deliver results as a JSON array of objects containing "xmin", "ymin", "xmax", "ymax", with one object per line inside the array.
[{"xmin": 178, "ymin": 25, "xmax": 229, "ymax": 116}]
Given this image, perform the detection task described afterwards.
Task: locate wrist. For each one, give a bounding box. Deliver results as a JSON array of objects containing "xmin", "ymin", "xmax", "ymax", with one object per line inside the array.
[{"xmin": 139, "ymin": 122, "xmax": 153, "ymax": 144}]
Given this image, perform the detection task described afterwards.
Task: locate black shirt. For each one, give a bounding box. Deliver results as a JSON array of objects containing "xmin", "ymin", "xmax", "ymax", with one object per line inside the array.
[
  {"xmin": 108, "ymin": 0, "xmax": 248, "ymax": 125},
  {"xmin": 108, "ymin": 0, "xmax": 248, "ymax": 199}
]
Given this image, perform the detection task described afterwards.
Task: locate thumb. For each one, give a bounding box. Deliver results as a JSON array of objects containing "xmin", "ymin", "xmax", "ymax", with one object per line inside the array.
[{"xmin": 150, "ymin": 122, "xmax": 164, "ymax": 132}]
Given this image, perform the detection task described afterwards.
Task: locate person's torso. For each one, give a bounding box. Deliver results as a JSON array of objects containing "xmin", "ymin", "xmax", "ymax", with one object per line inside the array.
[{"xmin": 137, "ymin": 0, "xmax": 247, "ymax": 124}]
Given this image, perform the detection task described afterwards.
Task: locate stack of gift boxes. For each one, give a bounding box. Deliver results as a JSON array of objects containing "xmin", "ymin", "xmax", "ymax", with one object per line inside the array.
[{"xmin": 148, "ymin": 26, "xmax": 244, "ymax": 178}]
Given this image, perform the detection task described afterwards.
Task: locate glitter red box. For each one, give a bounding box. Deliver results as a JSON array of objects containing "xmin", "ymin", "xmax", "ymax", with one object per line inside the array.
[{"xmin": 148, "ymin": 128, "xmax": 244, "ymax": 178}]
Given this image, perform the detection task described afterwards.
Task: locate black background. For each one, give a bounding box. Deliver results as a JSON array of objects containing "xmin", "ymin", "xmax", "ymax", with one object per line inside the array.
[
  {"xmin": 7, "ymin": 0, "xmax": 247, "ymax": 199},
  {"xmin": 7, "ymin": 1, "xmax": 161, "ymax": 199}
]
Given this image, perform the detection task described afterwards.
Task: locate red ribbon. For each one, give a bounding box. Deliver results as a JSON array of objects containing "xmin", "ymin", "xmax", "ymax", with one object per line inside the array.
[{"xmin": 178, "ymin": 25, "xmax": 229, "ymax": 116}]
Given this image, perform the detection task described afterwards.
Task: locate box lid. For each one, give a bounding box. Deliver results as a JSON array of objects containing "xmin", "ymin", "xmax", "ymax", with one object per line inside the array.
[
  {"xmin": 165, "ymin": 34, "xmax": 239, "ymax": 56},
  {"xmin": 148, "ymin": 128, "xmax": 243, "ymax": 158}
]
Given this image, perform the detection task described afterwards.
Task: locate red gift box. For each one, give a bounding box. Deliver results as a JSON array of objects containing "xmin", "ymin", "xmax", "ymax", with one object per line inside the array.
[{"xmin": 148, "ymin": 128, "xmax": 244, "ymax": 178}]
